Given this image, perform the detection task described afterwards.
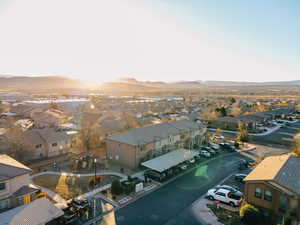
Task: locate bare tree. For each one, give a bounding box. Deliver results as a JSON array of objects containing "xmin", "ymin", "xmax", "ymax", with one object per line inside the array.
[{"xmin": 6, "ymin": 125, "xmax": 31, "ymax": 161}]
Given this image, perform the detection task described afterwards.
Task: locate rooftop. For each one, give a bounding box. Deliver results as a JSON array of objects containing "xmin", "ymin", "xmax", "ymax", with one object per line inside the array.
[
  {"xmin": 141, "ymin": 149, "xmax": 198, "ymax": 172},
  {"xmin": 0, "ymin": 198, "xmax": 63, "ymax": 225},
  {"xmin": 107, "ymin": 120, "xmax": 204, "ymax": 146},
  {"xmin": 0, "ymin": 154, "xmax": 32, "ymax": 181},
  {"xmin": 244, "ymin": 154, "xmax": 300, "ymax": 195}
]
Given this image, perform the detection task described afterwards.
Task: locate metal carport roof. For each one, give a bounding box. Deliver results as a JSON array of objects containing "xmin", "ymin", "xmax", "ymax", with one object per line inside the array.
[{"xmin": 141, "ymin": 149, "xmax": 198, "ymax": 172}]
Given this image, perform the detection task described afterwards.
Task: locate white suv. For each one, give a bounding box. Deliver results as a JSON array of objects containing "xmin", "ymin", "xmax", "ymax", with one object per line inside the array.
[{"xmin": 206, "ymin": 188, "xmax": 242, "ymax": 207}]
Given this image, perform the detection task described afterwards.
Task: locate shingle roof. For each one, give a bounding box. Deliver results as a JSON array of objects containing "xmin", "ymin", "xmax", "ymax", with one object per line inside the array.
[
  {"xmin": 244, "ymin": 155, "xmax": 300, "ymax": 195},
  {"xmin": 0, "ymin": 197, "xmax": 64, "ymax": 225},
  {"xmin": 0, "ymin": 154, "xmax": 32, "ymax": 181},
  {"xmin": 24, "ymin": 128, "xmax": 70, "ymax": 144},
  {"xmin": 107, "ymin": 120, "xmax": 204, "ymax": 146}
]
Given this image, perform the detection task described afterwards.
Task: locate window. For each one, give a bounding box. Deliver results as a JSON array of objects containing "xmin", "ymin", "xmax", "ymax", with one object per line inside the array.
[
  {"xmin": 52, "ymin": 143, "xmax": 57, "ymax": 147},
  {"xmin": 216, "ymin": 192, "xmax": 226, "ymax": 197},
  {"xmin": 0, "ymin": 183, "xmax": 6, "ymax": 192},
  {"xmin": 255, "ymin": 187, "xmax": 262, "ymax": 198},
  {"xmin": 264, "ymin": 190, "xmax": 272, "ymax": 201},
  {"xmin": 35, "ymin": 144, "xmax": 42, "ymax": 149},
  {"xmin": 0, "ymin": 199, "xmax": 9, "ymax": 209},
  {"xmin": 279, "ymin": 195, "xmax": 287, "ymax": 212}
]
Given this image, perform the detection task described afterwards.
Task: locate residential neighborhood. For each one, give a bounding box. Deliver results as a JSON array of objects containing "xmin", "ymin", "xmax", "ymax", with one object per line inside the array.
[{"xmin": 2, "ymin": 1, "xmax": 300, "ymax": 225}]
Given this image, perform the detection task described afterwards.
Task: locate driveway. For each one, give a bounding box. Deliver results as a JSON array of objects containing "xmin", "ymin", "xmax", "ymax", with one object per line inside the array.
[{"xmin": 114, "ymin": 153, "xmax": 249, "ymax": 225}]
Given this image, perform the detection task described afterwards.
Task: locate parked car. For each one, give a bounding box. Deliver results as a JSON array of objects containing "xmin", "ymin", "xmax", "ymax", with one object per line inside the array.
[
  {"xmin": 209, "ymin": 142, "xmax": 220, "ymax": 150},
  {"xmin": 60, "ymin": 206, "xmax": 78, "ymax": 224},
  {"xmin": 179, "ymin": 163, "xmax": 188, "ymax": 170},
  {"xmin": 220, "ymin": 143, "xmax": 235, "ymax": 151},
  {"xmin": 213, "ymin": 134, "xmax": 224, "ymax": 139},
  {"xmin": 144, "ymin": 170, "xmax": 166, "ymax": 182},
  {"xmin": 199, "ymin": 150, "xmax": 211, "ymax": 158},
  {"xmin": 69, "ymin": 199, "xmax": 89, "ymax": 211},
  {"xmin": 215, "ymin": 185, "xmax": 243, "ymax": 196},
  {"xmin": 206, "ymin": 148, "xmax": 216, "ymax": 155},
  {"xmin": 234, "ymin": 174, "xmax": 247, "ymax": 183},
  {"xmin": 189, "ymin": 158, "xmax": 195, "ymax": 164},
  {"xmin": 206, "ymin": 188, "xmax": 242, "ymax": 207}
]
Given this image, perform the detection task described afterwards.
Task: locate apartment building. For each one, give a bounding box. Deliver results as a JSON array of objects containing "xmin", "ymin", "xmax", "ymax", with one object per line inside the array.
[{"xmin": 106, "ymin": 120, "xmax": 207, "ymax": 168}]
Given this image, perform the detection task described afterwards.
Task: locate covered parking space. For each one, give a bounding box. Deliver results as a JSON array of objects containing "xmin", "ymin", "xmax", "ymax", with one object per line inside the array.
[{"xmin": 141, "ymin": 148, "xmax": 199, "ymax": 173}]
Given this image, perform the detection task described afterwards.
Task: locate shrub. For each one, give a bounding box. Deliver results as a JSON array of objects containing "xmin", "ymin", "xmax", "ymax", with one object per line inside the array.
[
  {"xmin": 111, "ymin": 180, "xmax": 123, "ymax": 195},
  {"xmin": 240, "ymin": 204, "xmax": 263, "ymax": 225}
]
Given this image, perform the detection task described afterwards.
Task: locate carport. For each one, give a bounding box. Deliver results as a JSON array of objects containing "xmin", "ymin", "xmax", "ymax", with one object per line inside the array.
[{"xmin": 141, "ymin": 148, "xmax": 198, "ymax": 172}]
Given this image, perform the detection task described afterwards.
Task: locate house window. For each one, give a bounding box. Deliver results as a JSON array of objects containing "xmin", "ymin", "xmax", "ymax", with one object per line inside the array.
[
  {"xmin": 52, "ymin": 143, "xmax": 58, "ymax": 147},
  {"xmin": 0, "ymin": 182, "xmax": 6, "ymax": 192},
  {"xmin": 255, "ymin": 187, "xmax": 262, "ymax": 198},
  {"xmin": 0, "ymin": 199, "xmax": 9, "ymax": 209},
  {"xmin": 264, "ymin": 190, "xmax": 272, "ymax": 201},
  {"xmin": 35, "ymin": 144, "xmax": 42, "ymax": 149}
]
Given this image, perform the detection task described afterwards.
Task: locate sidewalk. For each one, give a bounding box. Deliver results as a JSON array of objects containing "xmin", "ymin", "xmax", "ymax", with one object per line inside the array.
[{"xmin": 192, "ymin": 198, "xmax": 224, "ymax": 225}]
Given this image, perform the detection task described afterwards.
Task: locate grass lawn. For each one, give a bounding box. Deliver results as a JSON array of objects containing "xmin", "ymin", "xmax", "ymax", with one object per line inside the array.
[{"xmin": 33, "ymin": 174, "xmax": 120, "ymax": 200}]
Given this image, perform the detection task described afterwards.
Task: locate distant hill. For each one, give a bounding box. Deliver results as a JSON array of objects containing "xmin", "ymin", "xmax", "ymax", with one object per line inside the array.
[
  {"xmin": 0, "ymin": 76, "xmax": 84, "ymax": 90},
  {"xmin": 202, "ymin": 80, "xmax": 300, "ymax": 87}
]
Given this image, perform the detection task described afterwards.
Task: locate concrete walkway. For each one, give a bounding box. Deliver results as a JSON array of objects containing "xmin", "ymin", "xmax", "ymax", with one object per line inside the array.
[
  {"xmin": 30, "ymin": 170, "xmax": 127, "ymax": 179},
  {"xmin": 192, "ymin": 198, "xmax": 224, "ymax": 225},
  {"xmin": 30, "ymin": 170, "xmax": 127, "ymax": 207}
]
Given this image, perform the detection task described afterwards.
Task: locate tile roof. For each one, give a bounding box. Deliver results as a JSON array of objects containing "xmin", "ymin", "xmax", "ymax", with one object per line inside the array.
[
  {"xmin": 0, "ymin": 198, "xmax": 63, "ymax": 225},
  {"xmin": 244, "ymin": 154, "xmax": 300, "ymax": 195},
  {"xmin": 0, "ymin": 154, "xmax": 32, "ymax": 181},
  {"xmin": 107, "ymin": 120, "xmax": 205, "ymax": 146}
]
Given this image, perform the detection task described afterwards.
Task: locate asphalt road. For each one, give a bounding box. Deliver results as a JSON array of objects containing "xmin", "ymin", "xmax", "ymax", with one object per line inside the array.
[
  {"xmin": 220, "ymin": 121, "xmax": 300, "ymax": 148},
  {"xmin": 253, "ymin": 122, "xmax": 300, "ymax": 147},
  {"xmin": 113, "ymin": 153, "xmax": 248, "ymax": 225}
]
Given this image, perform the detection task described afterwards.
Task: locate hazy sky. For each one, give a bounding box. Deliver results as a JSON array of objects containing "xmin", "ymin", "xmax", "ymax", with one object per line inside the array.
[{"xmin": 0, "ymin": 0, "xmax": 299, "ymax": 82}]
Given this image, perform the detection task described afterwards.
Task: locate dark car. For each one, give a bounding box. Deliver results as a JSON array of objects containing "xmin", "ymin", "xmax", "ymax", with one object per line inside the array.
[
  {"xmin": 60, "ymin": 206, "xmax": 78, "ymax": 224},
  {"xmin": 220, "ymin": 143, "xmax": 235, "ymax": 151},
  {"xmin": 144, "ymin": 170, "xmax": 166, "ymax": 182},
  {"xmin": 234, "ymin": 174, "xmax": 247, "ymax": 183},
  {"xmin": 69, "ymin": 199, "xmax": 89, "ymax": 211}
]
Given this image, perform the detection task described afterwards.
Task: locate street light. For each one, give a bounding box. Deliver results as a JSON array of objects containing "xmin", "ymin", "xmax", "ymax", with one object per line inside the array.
[{"xmin": 93, "ymin": 158, "xmax": 97, "ymax": 224}]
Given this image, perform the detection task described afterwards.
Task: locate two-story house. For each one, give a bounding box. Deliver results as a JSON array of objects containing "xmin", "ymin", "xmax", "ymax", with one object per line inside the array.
[
  {"xmin": 0, "ymin": 154, "xmax": 40, "ymax": 212},
  {"xmin": 244, "ymin": 154, "xmax": 300, "ymax": 225},
  {"xmin": 106, "ymin": 120, "xmax": 207, "ymax": 168},
  {"xmin": 23, "ymin": 128, "xmax": 71, "ymax": 159}
]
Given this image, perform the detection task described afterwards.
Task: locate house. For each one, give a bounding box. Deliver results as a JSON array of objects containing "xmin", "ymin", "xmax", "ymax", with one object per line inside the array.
[
  {"xmin": 30, "ymin": 109, "xmax": 67, "ymax": 128},
  {"xmin": 0, "ymin": 154, "xmax": 41, "ymax": 212},
  {"xmin": 23, "ymin": 128, "xmax": 71, "ymax": 159},
  {"xmin": 244, "ymin": 155, "xmax": 300, "ymax": 225},
  {"xmin": 106, "ymin": 120, "xmax": 207, "ymax": 168}
]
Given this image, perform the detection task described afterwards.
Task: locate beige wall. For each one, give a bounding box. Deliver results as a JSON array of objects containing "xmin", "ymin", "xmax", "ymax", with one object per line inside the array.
[
  {"xmin": 106, "ymin": 140, "xmax": 137, "ymax": 168},
  {"xmin": 245, "ymin": 182, "xmax": 300, "ymax": 220},
  {"xmin": 0, "ymin": 174, "xmax": 30, "ymax": 201}
]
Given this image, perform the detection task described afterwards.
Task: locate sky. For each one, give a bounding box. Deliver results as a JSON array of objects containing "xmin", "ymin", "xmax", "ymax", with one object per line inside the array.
[{"xmin": 0, "ymin": 0, "xmax": 299, "ymax": 82}]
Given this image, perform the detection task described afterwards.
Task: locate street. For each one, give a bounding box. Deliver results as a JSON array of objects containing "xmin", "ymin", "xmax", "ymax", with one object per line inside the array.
[
  {"xmin": 221, "ymin": 121, "xmax": 300, "ymax": 148},
  {"xmin": 113, "ymin": 153, "xmax": 249, "ymax": 225}
]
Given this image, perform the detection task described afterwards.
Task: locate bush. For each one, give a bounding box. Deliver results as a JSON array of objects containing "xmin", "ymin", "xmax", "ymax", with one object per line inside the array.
[
  {"xmin": 111, "ymin": 180, "xmax": 123, "ymax": 195},
  {"xmin": 240, "ymin": 204, "xmax": 263, "ymax": 225}
]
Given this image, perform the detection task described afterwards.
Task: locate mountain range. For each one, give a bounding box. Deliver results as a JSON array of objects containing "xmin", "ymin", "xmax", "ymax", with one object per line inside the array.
[{"xmin": 0, "ymin": 75, "xmax": 300, "ymax": 90}]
